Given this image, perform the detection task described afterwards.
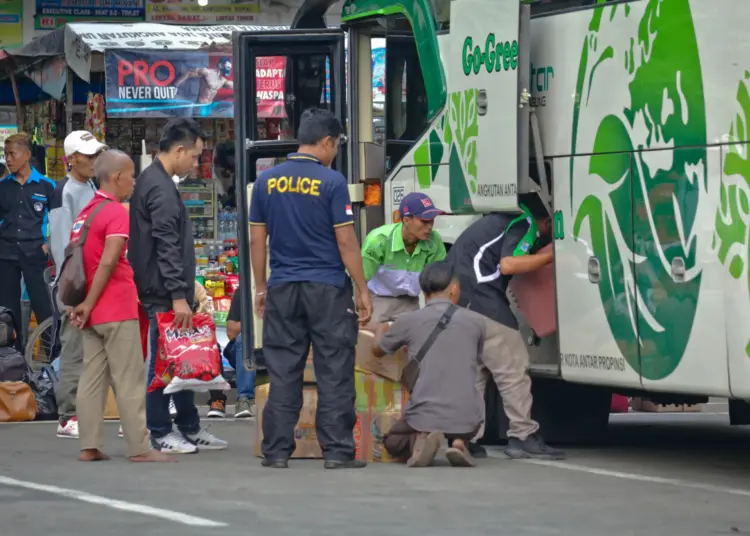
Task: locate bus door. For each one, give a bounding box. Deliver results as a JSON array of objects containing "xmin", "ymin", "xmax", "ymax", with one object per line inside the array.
[{"xmin": 233, "ymin": 29, "xmax": 346, "ymax": 361}]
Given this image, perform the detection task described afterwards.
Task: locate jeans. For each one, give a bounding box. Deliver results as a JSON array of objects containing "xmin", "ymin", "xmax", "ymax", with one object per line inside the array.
[
  {"xmin": 144, "ymin": 303, "xmax": 201, "ymax": 439},
  {"xmin": 234, "ymin": 333, "xmax": 256, "ymax": 400}
]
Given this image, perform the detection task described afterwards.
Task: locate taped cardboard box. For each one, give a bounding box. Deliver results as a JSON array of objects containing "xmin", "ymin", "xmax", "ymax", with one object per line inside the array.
[
  {"xmin": 304, "ymin": 347, "xmax": 315, "ymax": 383},
  {"xmin": 354, "ymin": 369, "xmax": 409, "ymax": 463},
  {"xmin": 355, "ymin": 330, "xmax": 407, "ymax": 382},
  {"xmin": 254, "ymin": 383, "xmax": 322, "ymax": 459}
]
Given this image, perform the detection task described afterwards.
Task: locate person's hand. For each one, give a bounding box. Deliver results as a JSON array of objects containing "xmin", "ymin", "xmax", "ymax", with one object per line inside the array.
[
  {"xmin": 356, "ymin": 290, "xmax": 372, "ymax": 326},
  {"xmin": 70, "ymin": 302, "xmax": 93, "ymax": 329},
  {"xmin": 172, "ymin": 298, "xmax": 193, "ymax": 330},
  {"xmin": 41, "ymin": 244, "xmax": 48, "ymax": 256},
  {"xmin": 254, "ymin": 288, "xmax": 267, "ymax": 318}
]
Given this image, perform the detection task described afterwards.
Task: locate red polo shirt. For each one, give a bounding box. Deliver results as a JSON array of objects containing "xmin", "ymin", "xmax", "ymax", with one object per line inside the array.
[{"xmin": 70, "ymin": 191, "xmax": 139, "ymax": 327}]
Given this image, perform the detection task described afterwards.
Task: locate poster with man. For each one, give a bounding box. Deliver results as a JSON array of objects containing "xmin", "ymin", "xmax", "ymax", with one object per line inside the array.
[{"xmin": 105, "ymin": 50, "xmax": 286, "ymax": 119}]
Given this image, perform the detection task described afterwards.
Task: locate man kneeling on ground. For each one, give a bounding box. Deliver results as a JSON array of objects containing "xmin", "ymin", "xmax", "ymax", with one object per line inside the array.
[{"xmin": 371, "ymin": 261, "xmax": 484, "ymax": 467}]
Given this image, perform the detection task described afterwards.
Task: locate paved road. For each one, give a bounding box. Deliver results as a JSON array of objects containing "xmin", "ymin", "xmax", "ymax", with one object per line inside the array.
[{"xmin": 1, "ymin": 403, "xmax": 749, "ymax": 536}]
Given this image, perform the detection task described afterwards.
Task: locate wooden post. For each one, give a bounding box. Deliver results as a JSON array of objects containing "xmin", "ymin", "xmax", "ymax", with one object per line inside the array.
[
  {"xmin": 65, "ymin": 68, "xmax": 73, "ymax": 135},
  {"xmin": 8, "ymin": 69, "xmax": 23, "ymax": 128}
]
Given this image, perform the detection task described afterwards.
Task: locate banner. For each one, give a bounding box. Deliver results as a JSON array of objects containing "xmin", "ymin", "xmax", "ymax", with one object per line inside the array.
[
  {"xmin": 146, "ymin": 0, "xmax": 260, "ymax": 25},
  {"xmin": 0, "ymin": 0, "xmax": 23, "ymax": 49},
  {"xmin": 105, "ymin": 50, "xmax": 287, "ymax": 119},
  {"xmin": 35, "ymin": 0, "xmax": 145, "ymax": 30}
]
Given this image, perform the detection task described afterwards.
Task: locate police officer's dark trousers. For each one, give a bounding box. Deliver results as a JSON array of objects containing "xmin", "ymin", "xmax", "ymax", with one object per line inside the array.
[
  {"xmin": 261, "ymin": 280, "xmax": 357, "ymax": 462},
  {"xmin": 0, "ymin": 252, "xmax": 52, "ymax": 351}
]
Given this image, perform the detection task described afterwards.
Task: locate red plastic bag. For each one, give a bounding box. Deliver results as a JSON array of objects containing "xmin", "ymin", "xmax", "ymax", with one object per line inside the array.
[{"xmin": 147, "ymin": 311, "xmax": 230, "ymax": 394}]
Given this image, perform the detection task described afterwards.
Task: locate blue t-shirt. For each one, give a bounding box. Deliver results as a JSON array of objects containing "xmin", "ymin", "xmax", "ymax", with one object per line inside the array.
[{"xmin": 249, "ymin": 153, "xmax": 354, "ymax": 287}]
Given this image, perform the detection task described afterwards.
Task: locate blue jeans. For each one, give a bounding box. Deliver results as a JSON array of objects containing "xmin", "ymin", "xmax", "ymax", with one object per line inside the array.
[
  {"xmin": 144, "ymin": 303, "xmax": 201, "ymax": 439},
  {"xmin": 234, "ymin": 333, "xmax": 256, "ymax": 400}
]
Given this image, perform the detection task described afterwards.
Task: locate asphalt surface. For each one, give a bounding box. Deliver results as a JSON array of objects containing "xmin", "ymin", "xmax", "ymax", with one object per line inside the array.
[{"xmin": 1, "ymin": 401, "xmax": 749, "ymax": 536}]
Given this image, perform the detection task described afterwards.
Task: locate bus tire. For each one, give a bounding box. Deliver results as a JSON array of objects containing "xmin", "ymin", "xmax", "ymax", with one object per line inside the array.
[{"xmin": 482, "ymin": 377, "xmax": 611, "ymax": 445}]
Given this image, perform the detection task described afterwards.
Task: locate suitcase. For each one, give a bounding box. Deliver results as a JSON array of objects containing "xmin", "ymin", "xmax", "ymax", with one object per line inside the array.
[{"xmin": 507, "ymin": 244, "xmax": 557, "ymax": 337}]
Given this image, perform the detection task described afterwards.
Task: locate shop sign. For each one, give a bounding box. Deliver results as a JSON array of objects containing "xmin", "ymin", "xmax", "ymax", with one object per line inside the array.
[
  {"xmin": 104, "ymin": 49, "xmax": 287, "ymax": 119},
  {"xmin": 0, "ymin": 0, "xmax": 23, "ymax": 49},
  {"xmin": 146, "ymin": 0, "xmax": 260, "ymax": 25},
  {"xmin": 34, "ymin": 0, "xmax": 146, "ymax": 30}
]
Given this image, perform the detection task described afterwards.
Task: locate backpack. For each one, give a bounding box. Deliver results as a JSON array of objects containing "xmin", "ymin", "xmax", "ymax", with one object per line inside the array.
[
  {"xmin": 0, "ymin": 307, "xmax": 15, "ymax": 347},
  {"xmin": 58, "ymin": 200, "xmax": 111, "ymax": 307},
  {"xmin": 0, "ymin": 346, "xmax": 28, "ymax": 382}
]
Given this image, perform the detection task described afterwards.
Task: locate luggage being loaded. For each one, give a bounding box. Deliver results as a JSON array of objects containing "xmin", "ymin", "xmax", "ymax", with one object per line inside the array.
[{"xmin": 507, "ymin": 244, "xmax": 556, "ymax": 337}]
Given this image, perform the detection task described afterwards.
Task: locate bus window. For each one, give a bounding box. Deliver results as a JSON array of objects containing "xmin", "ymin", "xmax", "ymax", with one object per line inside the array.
[{"xmin": 428, "ymin": 0, "xmax": 450, "ymax": 31}]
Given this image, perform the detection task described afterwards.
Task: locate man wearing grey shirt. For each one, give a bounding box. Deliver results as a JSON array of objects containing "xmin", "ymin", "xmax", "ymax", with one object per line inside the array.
[
  {"xmin": 372, "ymin": 261, "xmax": 485, "ymax": 468},
  {"xmin": 49, "ymin": 130, "xmax": 106, "ymax": 439}
]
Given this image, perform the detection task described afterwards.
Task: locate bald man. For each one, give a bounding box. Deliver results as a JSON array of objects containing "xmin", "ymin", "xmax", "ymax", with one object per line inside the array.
[{"xmin": 69, "ymin": 150, "xmax": 172, "ymax": 463}]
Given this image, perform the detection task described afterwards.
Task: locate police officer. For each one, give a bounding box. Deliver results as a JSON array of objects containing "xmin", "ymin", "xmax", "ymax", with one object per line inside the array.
[
  {"xmin": 250, "ymin": 108, "xmax": 372, "ymax": 470},
  {"xmin": 0, "ymin": 133, "xmax": 56, "ymax": 350}
]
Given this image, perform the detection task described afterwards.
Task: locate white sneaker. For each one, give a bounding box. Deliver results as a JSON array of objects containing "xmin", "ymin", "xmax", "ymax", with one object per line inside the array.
[
  {"xmin": 118, "ymin": 425, "xmax": 123, "ymax": 438},
  {"xmin": 169, "ymin": 398, "xmax": 177, "ymax": 418},
  {"xmin": 184, "ymin": 428, "xmax": 228, "ymax": 451},
  {"xmin": 56, "ymin": 417, "xmax": 79, "ymax": 439},
  {"xmin": 152, "ymin": 432, "xmax": 198, "ymax": 454}
]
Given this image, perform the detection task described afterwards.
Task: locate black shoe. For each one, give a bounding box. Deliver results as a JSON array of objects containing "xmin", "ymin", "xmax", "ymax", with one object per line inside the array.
[
  {"xmin": 468, "ymin": 442, "xmax": 488, "ymax": 459},
  {"xmin": 504, "ymin": 434, "xmax": 566, "ymax": 460},
  {"xmin": 261, "ymin": 458, "xmax": 289, "ymax": 469},
  {"xmin": 324, "ymin": 459, "xmax": 367, "ymax": 470}
]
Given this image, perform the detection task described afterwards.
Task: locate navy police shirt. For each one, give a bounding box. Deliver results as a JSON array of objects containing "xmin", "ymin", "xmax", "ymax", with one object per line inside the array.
[
  {"xmin": 0, "ymin": 167, "xmax": 56, "ymax": 261},
  {"xmin": 249, "ymin": 153, "xmax": 354, "ymax": 287}
]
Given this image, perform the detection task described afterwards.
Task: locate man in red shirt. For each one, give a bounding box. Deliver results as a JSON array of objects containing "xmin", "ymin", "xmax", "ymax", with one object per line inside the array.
[{"xmin": 70, "ymin": 149, "xmax": 173, "ymax": 463}]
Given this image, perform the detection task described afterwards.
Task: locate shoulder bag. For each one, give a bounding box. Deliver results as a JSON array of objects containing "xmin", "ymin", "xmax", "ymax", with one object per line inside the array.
[
  {"xmin": 58, "ymin": 200, "xmax": 112, "ymax": 307},
  {"xmin": 400, "ymin": 304, "xmax": 458, "ymax": 393}
]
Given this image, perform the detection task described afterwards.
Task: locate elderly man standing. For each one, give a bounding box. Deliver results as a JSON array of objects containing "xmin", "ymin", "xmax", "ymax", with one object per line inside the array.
[
  {"xmin": 49, "ymin": 130, "xmax": 107, "ymax": 439},
  {"xmin": 69, "ymin": 150, "xmax": 172, "ymax": 463}
]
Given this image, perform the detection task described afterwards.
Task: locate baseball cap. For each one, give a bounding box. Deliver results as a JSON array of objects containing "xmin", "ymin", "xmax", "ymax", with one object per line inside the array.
[
  {"xmin": 64, "ymin": 131, "xmax": 107, "ymax": 157},
  {"xmin": 399, "ymin": 192, "xmax": 444, "ymax": 220}
]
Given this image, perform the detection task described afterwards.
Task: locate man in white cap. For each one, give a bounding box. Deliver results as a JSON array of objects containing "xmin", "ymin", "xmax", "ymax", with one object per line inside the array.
[{"xmin": 49, "ymin": 130, "xmax": 107, "ymax": 439}]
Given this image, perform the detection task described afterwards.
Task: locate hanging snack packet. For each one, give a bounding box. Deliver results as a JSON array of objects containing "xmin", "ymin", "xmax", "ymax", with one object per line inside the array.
[{"xmin": 148, "ymin": 311, "xmax": 230, "ymax": 395}]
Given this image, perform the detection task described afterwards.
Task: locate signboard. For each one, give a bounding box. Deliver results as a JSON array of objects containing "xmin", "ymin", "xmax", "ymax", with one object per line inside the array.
[
  {"xmin": 105, "ymin": 50, "xmax": 286, "ymax": 119},
  {"xmin": 35, "ymin": 0, "xmax": 145, "ymax": 30},
  {"xmin": 146, "ymin": 0, "xmax": 260, "ymax": 25},
  {"xmin": 0, "ymin": 0, "xmax": 23, "ymax": 49}
]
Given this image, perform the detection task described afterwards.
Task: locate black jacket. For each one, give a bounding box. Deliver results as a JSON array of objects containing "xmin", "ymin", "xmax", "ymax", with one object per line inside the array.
[{"xmin": 128, "ymin": 158, "xmax": 195, "ymax": 307}]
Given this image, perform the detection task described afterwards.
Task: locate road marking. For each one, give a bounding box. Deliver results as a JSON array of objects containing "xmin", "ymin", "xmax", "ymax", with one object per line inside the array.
[
  {"xmin": 0, "ymin": 476, "xmax": 229, "ymax": 527},
  {"xmin": 494, "ymin": 457, "xmax": 750, "ymax": 498}
]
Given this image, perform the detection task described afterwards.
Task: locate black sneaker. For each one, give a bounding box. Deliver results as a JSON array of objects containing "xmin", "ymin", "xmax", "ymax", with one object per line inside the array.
[
  {"xmin": 261, "ymin": 458, "xmax": 289, "ymax": 469},
  {"xmin": 324, "ymin": 459, "xmax": 367, "ymax": 470},
  {"xmin": 504, "ymin": 434, "xmax": 566, "ymax": 460},
  {"xmin": 468, "ymin": 442, "xmax": 488, "ymax": 459}
]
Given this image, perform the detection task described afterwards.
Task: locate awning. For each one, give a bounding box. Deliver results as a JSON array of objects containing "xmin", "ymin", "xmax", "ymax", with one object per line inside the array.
[{"xmin": 2, "ymin": 22, "xmax": 287, "ymax": 83}]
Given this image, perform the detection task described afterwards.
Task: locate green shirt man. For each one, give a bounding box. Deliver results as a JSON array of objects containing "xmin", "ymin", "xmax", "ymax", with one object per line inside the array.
[{"xmin": 362, "ymin": 192, "xmax": 446, "ymax": 322}]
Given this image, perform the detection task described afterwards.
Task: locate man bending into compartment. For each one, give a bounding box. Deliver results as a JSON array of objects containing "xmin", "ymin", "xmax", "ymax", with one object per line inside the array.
[{"xmin": 447, "ymin": 193, "xmax": 566, "ymax": 460}]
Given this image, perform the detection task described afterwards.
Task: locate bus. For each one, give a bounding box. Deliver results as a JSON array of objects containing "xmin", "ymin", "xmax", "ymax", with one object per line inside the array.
[{"xmin": 233, "ymin": 0, "xmax": 750, "ymax": 442}]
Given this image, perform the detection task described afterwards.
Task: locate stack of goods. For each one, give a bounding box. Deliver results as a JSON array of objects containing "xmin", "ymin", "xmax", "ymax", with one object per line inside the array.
[
  {"xmin": 254, "ymin": 330, "xmax": 408, "ymax": 462},
  {"xmin": 84, "ymin": 93, "xmax": 106, "ymax": 143}
]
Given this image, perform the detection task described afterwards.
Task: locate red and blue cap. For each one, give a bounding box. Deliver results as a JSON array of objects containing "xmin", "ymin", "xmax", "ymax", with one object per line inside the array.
[{"xmin": 399, "ymin": 192, "xmax": 444, "ymax": 220}]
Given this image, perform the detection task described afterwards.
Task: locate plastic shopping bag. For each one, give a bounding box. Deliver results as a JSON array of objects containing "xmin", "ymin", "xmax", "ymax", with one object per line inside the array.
[{"xmin": 148, "ymin": 311, "xmax": 230, "ymax": 395}]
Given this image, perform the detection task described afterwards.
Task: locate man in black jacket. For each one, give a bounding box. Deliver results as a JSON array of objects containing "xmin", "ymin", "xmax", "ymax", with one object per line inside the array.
[{"xmin": 129, "ymin": 118, "xmax": 227, "ymax": 454}]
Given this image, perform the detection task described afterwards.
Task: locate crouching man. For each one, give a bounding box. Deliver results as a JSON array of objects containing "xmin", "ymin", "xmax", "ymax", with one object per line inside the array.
[{"xmin": 371, "ymin": 261, "xmax": 484, "ymax": 467}]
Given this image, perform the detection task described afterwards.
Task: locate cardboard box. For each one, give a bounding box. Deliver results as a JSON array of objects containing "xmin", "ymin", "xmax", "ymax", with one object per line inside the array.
[
  {"xmin": 630, "ymin": 397, "xmax": 703, "ymax": 413},
  {"xmin": 254, "ymin": 383, "xmax": 322, "ymax": 459},
  {"xmin": 104, "ymin": 388, "xmax": 118, "ymax": 420},
  {"xmin": 508, "ymin": 243, "xmax": 556, "ymax": 337},
  {"xmin": 354, "ymin": 369, "xmax": 409, "ymax": 463},
  {"xmin": 355, "ymin": 330, "xmax": 407, "ymax": 383},
  {"xmin": 304, "ymin": 347, "xmax": 315, "ymax": 384}
]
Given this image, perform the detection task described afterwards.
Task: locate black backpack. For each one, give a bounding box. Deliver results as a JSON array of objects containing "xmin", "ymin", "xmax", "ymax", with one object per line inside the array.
[
  {"xmin": 0, "ymin": 307, "xmax": 16, "ymax": 348},
  {"xmin": 0, "ymin": 347, "xmax": 27, "ymax": 382}
]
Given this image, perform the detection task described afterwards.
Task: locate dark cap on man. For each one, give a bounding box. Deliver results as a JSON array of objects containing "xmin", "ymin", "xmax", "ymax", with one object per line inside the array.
[{"xmin": 399, "ymin": 192, "xmax": 444, "ymax": 220}]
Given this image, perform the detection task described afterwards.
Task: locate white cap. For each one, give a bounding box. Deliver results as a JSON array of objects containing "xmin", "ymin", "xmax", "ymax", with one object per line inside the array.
[{"xmin": 64, "ymin": 131, "xmax": 107, "ymax": 157}]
